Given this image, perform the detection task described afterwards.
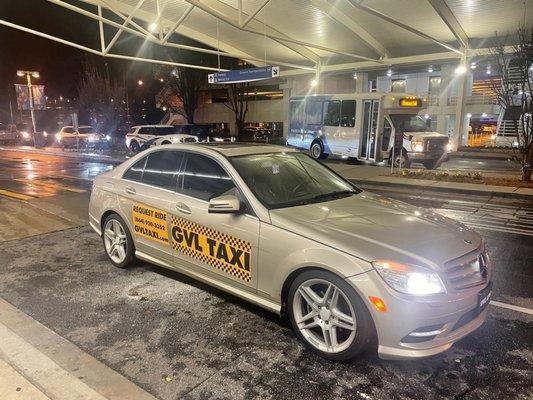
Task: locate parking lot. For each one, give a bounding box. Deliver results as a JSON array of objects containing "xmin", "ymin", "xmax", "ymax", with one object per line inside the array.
[{"xmin": 0, "ymin": 148, "xmax": 531, "ymax": 400}]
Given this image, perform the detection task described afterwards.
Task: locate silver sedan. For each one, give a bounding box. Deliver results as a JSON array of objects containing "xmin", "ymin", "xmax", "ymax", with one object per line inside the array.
[{"xmin": 89, "ymin": 144, "xmax": 492, "ymax": 360}]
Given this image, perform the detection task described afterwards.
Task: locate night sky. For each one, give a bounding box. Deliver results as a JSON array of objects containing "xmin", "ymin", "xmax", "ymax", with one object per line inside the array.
[{"xmin": 0, "ymin": 0, "xmax": 226, "ymax": 124}]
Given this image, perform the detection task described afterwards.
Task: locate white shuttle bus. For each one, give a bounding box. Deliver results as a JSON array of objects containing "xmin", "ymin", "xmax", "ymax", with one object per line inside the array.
[{"xmin": 287, "ymin": 93, "xmax": 450, "ymax": 169}]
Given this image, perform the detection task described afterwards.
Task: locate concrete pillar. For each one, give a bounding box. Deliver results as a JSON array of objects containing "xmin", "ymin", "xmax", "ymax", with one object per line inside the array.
[
  {"xmin": 354, "ymin": 72, "xmax": 369, "ymax": 93},
  {"xmin": 282, "ymin": 87, "xmax": 291, "ymax": 138},
  {"xmin": 452, "ymin": 51, "xmax": 470, "ymax": 149}
]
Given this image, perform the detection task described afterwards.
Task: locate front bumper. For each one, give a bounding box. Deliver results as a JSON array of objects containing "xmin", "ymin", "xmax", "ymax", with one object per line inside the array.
[
  {"xmin": 407, "ymin": 151, "xmax": 448, "ymax": 162},
  {"xmin": 347, "ymin": 270, "xmax": 491, "ymax": 360}
]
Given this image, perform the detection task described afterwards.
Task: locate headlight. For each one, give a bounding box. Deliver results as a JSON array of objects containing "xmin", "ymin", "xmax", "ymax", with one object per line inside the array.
[
  {"xmin": 213, "ymin": 137, "xmax": 224, "ymax": 142},
  {"xmin": 105, "ymin": 135, "xmax": 111, "ymax": 141},
  {"xmin": 43, "ymin": 131, "xmax": 48, "ymax": 137},
  {"xmin": 372, "ymin": 260, "xmax": 445, "ymax": 295},
  {"xmin": 87, "ymin": 135, "xmax": 97, "ymax": 142},
  {"xmin": 56, "ymin": 133, "xmax": 62, "ymax": 142},
  {"xmin": 411, "ymin": 140, "xmax": 424, "ymax": 152},
  {"xmin": 21, "ymin": 131, "xmax": 30, "ymax": 139}
]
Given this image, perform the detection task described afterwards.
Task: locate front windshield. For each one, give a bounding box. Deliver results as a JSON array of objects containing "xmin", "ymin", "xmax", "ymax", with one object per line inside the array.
[
  {"xmin": 230, "ymin": 152, "xmax": 360, "ymax": 209},
  {"xmin": 389, "ymin": 115, "xmax": 429, "ymax": 133}
]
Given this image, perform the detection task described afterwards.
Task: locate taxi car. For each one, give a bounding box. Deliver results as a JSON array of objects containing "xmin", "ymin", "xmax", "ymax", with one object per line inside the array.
[{"xmin": 89, "ymin": 144, "xmax": 492, "ymax": 360}]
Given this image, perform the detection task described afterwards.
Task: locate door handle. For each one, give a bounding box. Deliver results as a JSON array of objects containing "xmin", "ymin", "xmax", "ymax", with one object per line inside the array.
[
  {"xmin": 176, "ymin": 202, "xmax": 191, "ymax": 215},
  {"xmin": 125, "ymin": 186, "xmax": 136, "ymax": 195}
]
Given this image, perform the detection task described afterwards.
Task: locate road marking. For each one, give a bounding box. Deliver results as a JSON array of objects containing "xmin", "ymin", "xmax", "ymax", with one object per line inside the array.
[
  {"xmin": 0, "ymin": 189, "xmax": 34, "ymax": 201},
  {"xmin": 490, "ymin": 300, "xmax": 533, "ymax": 315},
  {"xmin": 466, "ymin": 223, "xmax": 533, "ymax": 237}
]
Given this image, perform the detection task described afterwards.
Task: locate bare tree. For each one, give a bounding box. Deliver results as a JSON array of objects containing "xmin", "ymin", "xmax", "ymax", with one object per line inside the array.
[
  {"xmin": 489, "ymin": 25, "xmax": 533, "ymax": 181},
  {"xmin": 224, "ymin": 82, "xmax": 249, "ymax": 135},
  {"xmin": 164, "ymin": 67, "xmax": 205, "ymax": 124},
  {"xmin": 78, "ymin": 64, "xmax": 125, "ymax": 136}
]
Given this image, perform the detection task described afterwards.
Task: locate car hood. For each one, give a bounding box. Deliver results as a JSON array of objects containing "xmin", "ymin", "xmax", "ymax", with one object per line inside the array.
[{"xmin": 269, "ymin": 192, "xmax": 481, "ymax": 271}]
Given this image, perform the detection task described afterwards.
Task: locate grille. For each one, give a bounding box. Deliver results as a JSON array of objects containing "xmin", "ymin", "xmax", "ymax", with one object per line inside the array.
[
  {"xmin": 425, "ymin": 138, "xmax": 448, "ymax": 152},
  {"xmin": 444, "ymin": 253, "xmax": 488, "ymax": 290}
]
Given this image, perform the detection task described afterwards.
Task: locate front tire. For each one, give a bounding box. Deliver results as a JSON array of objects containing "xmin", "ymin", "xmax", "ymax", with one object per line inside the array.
[
  {"xmin": 288, "ymin": 269, "xmax": 375, "ymax": 361},
  {"xmin": 102, "ymin": 214, "xmax": 136, "ymax": 268},
  {"xmin": 310, "ymin": 140, "xmax": 328, "ymax": 160},
  {"xmin": 390, "ymin": 151, "xmax": 411, "ymax": 168}
]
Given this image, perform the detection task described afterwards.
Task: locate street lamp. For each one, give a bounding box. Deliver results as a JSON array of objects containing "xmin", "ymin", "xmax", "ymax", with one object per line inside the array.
[{"xmin": 16, "ymin": 70, "xmax": 39, "ymax": 145}]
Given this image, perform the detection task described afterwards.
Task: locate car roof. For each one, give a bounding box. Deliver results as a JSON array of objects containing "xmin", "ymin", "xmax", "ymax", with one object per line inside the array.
[
  {"xmin": 62, "ymin": 125, "xmax": 92, "ymax": 129},
  {"xmin": 161, "ymin": 142, "xmax": 298, "ymax": 157}
]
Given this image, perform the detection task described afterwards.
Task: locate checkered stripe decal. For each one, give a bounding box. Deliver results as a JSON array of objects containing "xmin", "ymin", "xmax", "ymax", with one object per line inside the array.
[{"xmin": 171, "ymin": 216, "xmax": 252, "ymax": 282}]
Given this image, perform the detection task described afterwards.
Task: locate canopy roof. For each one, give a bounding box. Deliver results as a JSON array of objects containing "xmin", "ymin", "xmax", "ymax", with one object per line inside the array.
[{"xmin": 2, "ymin": 0, "xmax": 529, "ymax": 75}]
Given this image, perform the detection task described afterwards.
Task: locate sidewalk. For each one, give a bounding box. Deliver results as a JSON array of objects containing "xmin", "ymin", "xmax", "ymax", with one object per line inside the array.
[
  {"xmin": 326, "ymin": 163, "xmax": 533, "ymax": 200},
  {"xmin": 0, "ymin": 298, "xmax": 156, "ymax": 400}
]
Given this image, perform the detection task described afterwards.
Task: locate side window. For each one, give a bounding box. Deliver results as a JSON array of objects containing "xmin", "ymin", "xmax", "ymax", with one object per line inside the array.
[
  {"xmin": 138, "ymin": 127, "xmax": 150, "ymax": 135},
  {"xmin": 123, "ymin": 156, "xmax": 147, "ymax": 182},
  {"xmin": 180, "ymin": 154, "xmax": 235, "ymax": 201},
  {"xmin": 63, "ymin": 127, "xmax": 74, "ymax": 134},
  {"xmin": 340, "ymin": 100, "xmax": 356, "ymax": 127},
  {"xmin": 289, "ymin": 101, "xmax": 305, "ymax": 127},
  {"xmin": 305, "ymin": 100, "xmax": 323, "ymax": 125},
  {"xmin": 322, "ymin": 101, "xmax": 341, "ymax": 126},
  {"xmin": 141, "ymin": 151, "xmax": 184, "ymax": 190}
]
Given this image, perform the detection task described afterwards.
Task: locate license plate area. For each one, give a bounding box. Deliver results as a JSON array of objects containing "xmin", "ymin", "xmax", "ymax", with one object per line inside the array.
[{"xmin": 477, "ymin": 281, "xmax": 493, "ymax": 313}]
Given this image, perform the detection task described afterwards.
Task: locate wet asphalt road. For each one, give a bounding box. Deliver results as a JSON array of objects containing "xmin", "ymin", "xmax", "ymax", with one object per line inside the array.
[{"xmin": 0, "ymin": 149, "xmax": 531, "ymax": 399}]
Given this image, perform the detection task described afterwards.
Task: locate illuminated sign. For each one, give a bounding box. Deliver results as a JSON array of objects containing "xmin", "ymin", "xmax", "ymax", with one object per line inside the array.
[{"xmin": 399, "ymin": 98, "xmax": 422, "ymax": 107}]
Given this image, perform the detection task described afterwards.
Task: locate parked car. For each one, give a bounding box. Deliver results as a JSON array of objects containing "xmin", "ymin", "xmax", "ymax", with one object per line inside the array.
[
  {"xmin": 141, "ymin": 133, "xmax": 199, "ymax": 150},
  {"xmin": 16, "ymin": 123, "xmax": 33, "ymax": 145},
  {"xmin": 0, "ymin": 123, "xmax": 19, "ymax": 145},
  {"xmin": 125, "ymin": 125, "xmax": 178, "ymax": 153},
  {"xmin": 174, "ymin": 124, "xmax": 232, "ymax": 142},
  {"xmin": 89, "ymin": 144, "xmax": 492, "ymax": 361},
  {"xmin": 56, "ymin": 126, "xmax": 108, "ymax": 149}
]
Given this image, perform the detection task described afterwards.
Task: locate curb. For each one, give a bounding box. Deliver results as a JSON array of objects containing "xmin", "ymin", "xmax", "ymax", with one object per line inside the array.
[
  {"xmin": 349, "ymin": 179, "xmax": 533, "ymax": 200},
  {"xmin": 0, "ymin": 147, "xmax": 126, "ymax": 165}
]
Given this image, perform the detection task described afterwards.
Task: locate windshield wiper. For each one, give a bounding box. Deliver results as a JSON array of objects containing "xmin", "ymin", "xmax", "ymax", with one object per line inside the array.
[{"xmin": 311, "ymin": 190, "xmax": 357, "ymax": 202}]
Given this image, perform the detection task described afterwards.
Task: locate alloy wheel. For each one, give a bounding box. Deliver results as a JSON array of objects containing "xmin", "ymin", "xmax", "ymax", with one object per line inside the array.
[
  {"xmin": 293, "ymin": 278, "xmax": 357, "ymax": 353},
  {"xmin": 103, "ymin": 219, "xmax": 128, "ymax": 264}
]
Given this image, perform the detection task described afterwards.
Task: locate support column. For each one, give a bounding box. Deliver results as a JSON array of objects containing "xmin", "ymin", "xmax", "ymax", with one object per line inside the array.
[
  {"xmin": 354, "ymin": 72, "xmax": 369, "ymax": 93},
  {"xmin": 453, "ymin": 51, "xmax": 468, "ymax": 149}
]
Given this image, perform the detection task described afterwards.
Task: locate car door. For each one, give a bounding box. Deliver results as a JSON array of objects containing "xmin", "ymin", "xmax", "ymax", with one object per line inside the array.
[
  {"xmin": 170, "ymin": 151, "xmax": 259, "ymax": 291},
  {"xmin": 118, "ymin": 150, "xmax": 184, "ymax": 264}
]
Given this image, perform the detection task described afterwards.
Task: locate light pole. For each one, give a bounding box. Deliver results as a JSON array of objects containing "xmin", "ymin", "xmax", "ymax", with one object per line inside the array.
[{"xmin": 17, "ymin": 70, "xmax": 39, "ymax": 146}]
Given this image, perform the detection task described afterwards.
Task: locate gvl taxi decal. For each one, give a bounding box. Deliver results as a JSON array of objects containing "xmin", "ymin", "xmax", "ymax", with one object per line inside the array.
[
  {"xmin": 171, "ymin": 216, "xmax": 252, "ymax": 282},
  {"xmin": 132, "ymin": 203, "xmax": 169, "ymax": 244}
]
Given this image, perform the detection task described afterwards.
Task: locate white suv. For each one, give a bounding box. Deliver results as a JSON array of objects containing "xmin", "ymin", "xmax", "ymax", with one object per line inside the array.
[{"xmin": 125, "ymin": 125, "xmax": 178, "ymax": 153}]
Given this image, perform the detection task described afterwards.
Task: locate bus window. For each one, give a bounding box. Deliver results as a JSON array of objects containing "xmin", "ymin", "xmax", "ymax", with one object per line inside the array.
[
  {"xmin": 341, "ymin": 100, "xmax": 356, "ymax": 127},
  {"xmin": 306, "ymin": 100, "xmax": 323, "ymax": 125},
  {"xmin": 289, "ymin": 101, "xmax": 305, "ymax": 127},
  {"xmin": 322, "ymin": 101, "xmax": 340, "ymax": 126},
  {"xmin": 382, "ymin": 118, "xmax": 392, "ymax": 151}
]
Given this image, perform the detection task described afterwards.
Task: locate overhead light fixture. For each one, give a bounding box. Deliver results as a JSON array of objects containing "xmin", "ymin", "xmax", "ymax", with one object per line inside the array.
[
  {"xmin": 149, "ymin": 22, "xmax": 158, "ymax": 32},
  {"xmin": 470, "ymin": 62, "xmax": 477, "ymax": 69},
  {"xmin": 353, "ymin": 71, "xmax": 358, "ymax": 80},
  {"xmin": 467, "ymin": 113, "xmax": 472, "ymax": 118},
  {"xmin": 486, "ymin": 64, "xmax": 492, "ymax": 75},
  {"xmin": 482, "ymin": 112, "xmax": 488, "ymax": 117},
  {"xmin": 137, "ymin": 79, "xmax": 144, "ymax": 86},
  {"xmin": 310, "ymin": 78, "xmax": 318, "ymax": 87},
  {"xmin": 428, "ymin": 65, "xmax": 434, "ymax": 73},
  {"xmin": 424, "ymin": 114, "xmax": 430, "ymax": 119},
  {"xmin": 455, "ymin": 65, "xmax": 467, "ymax": 75},
  {"xmin": 386, "ymin": 67, "xmax": 392, "ymax": 77}
]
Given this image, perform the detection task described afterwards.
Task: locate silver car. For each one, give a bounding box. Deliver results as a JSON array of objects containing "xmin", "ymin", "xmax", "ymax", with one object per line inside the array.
[{"xmin": 88, "ymin": 144, "xmax": 492, "ymax": 360}]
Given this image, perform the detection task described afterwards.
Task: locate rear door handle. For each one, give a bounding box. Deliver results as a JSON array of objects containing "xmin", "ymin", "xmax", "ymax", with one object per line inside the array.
[
  {"xmin": 176, "ymin": 202, "xmax": 191, "ymax": 215},
  {"xmin": 125, "ymin": 186, "xmax": 136, "ymax": 195}
]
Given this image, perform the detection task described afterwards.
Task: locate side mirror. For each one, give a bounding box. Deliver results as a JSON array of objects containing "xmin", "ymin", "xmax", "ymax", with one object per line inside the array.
[{"xmin": 208, "ymin": 195, "xmax": 241, "ymax": 214}]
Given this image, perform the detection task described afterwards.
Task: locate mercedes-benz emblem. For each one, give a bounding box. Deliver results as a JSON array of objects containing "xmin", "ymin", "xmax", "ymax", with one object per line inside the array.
[{"xmin": 463, "ymin": 239, "xmax": 472, "ymax": 244}]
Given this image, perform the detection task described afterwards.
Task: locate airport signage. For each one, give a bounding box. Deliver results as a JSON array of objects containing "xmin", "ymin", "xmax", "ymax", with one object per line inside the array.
[{"xmin": 208, "ymin": 65, "xmax": 279, "ymax": 84}]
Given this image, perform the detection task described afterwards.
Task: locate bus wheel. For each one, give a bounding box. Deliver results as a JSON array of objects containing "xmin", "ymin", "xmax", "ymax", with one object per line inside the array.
[
  {"xmin": 390, "ymin": 151, "xmax": 411, "ymax": 168},
  {"xmin": 310, "ymin": 140, "xmax": 328, "ymax": 160}
]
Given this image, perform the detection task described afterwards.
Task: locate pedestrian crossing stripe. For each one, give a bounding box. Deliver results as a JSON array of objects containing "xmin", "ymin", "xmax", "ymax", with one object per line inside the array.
[
  {"xmin": 171, "ymin": 216, "xmax": 252, "ymax": 282},
  {"xmin": 0, "ymin": 189, "xmax": 34, "ymax": 201}
]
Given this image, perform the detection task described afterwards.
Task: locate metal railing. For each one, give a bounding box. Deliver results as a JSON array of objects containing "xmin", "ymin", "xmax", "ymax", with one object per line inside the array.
[{"xmin": 448, "ymin": 94, "xmax": 499, "ymax": 106}]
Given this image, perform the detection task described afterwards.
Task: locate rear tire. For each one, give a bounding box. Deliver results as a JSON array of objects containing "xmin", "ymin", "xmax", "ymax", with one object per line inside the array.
[
  {"xmin": 130, "ymin": 140, "xmax": 141, "ymax": 153},
  {"xmin": 288, "ymin": 269, "xmax": 375, "ymax": 361},
  {"xmin": 102, "ymin": 214, "xmax": 136, "ymax": 269},
  {"xmin": 310, "ymin": 140, "xmax": 328, "ymax": 160}
]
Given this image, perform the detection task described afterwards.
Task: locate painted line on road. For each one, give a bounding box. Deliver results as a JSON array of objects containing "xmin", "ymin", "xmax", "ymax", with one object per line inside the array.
[
  {"xmin": 464, "ymin": 223, "xmax": 533, "ymax": 237},
  {"xmin": 490, "ymin": 301, "xmax": 533, "ymax": 315},
  {"xmin": 0, "ymin": 189, "xmax": 34, "ymax": 201}
]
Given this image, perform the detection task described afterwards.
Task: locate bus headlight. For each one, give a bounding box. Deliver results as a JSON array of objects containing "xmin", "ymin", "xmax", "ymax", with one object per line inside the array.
[
  {"xmin": 372, "ymin": 260, "xmax": 445, "ymax": 295},
  {"xmin": 411, "ymin": 139, "xmax": 424, "ymax": 152}
]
